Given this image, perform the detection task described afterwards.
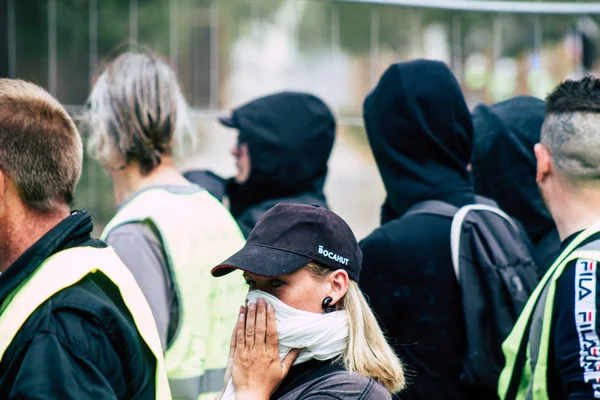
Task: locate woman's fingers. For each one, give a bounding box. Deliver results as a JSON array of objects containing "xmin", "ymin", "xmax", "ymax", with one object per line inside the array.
[
  {"xmin": 255, "ymin": 299, "xmax": 267, "ymax": 347},
  {"xmin": 235, "ymin": 308, "xmax": 246, "ymax": 354},
  {"xmin": 245, "ymin": 302, "xmax": 257, "ymax": 350},
  {"xmin": 230, "ymin": 306, "xmax": 245, "ymax": 356},
  {"xmin": 281, "ymin": 348, "xmax": 301, "ymax": 374},
  {"xmin": 265, "ymin": 303, "xmax": 278, "ymax": 350}
]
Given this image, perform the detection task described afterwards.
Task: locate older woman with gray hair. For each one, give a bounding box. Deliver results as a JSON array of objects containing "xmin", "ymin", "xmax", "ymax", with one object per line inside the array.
[{"xmin": 83, "ymin": 51, "xmax": 247, "ymax": 400}]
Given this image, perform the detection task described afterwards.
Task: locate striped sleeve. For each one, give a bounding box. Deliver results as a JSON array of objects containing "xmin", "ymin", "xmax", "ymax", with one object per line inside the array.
[
  {"xmin": 553, "ymin": 258, "xmax": 600, "ymax": 399},
  {"xmin": 574, "ymin": 259, "xmax": 600, "ymax": 397}
]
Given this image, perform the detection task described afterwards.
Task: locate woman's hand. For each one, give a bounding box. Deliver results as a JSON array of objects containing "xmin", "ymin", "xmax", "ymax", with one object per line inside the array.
[
  {"xmin": 215, "ymin": 306, "xmax": 247, "ymax": 400},
  {"xmin": 232, "ymin": 298, "xmax": 300, "ymax": 400}
]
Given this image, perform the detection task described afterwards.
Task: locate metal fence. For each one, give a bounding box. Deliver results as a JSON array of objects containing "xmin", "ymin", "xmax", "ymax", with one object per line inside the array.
[
  {"xmin": 3, "ymin": 0, "xmax": 600, "ymax": 117},
  {"xmin": 1, "ymin": 0, "xmax": 599, "ymax": 234}
]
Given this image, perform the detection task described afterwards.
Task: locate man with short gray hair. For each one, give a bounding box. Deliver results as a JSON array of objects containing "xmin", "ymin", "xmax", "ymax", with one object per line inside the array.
[
  {"xmin": 0, "ymin": 78, "xmax": 169, "ymax": 399},
  {"xmin": 499, "ymin": 77, "xmax": 600, "ymax": 399}
]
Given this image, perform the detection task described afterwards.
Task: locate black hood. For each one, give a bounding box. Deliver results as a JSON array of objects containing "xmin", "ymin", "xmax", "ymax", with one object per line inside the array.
[
  {"xmin": 224, "ymin": 91, "xmax": 335, "ymax": 208},
  {"xmin": 364, "ymin": 60, "xmax": 474, "ymax": 220},
  {"xmin": 471, "ymin": 96, "xmax": 555, "ymax": 243}
]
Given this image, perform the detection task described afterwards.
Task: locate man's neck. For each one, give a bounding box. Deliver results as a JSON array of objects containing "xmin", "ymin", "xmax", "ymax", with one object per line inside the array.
[
  {"xmin": 112, "ymin": 157, "xmax": 190, "ymax": 205},
  {"xmin": 551, "ymin": 188, "xmax": 600, "ymax": 242},
  {"xmin": 0, "ymin": 206, "xmax": 70, "ymax": 272}
]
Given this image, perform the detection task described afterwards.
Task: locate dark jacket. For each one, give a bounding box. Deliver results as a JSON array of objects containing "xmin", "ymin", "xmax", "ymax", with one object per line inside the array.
[
  {"xmin": 471, "ymin": 97, "xmax": 560, "ymax": 273},
  {"xmin": 360, "ymin": 60, "xmax": 476, "ymax": 400},
  {"xmin": 272, "ymin": 359, "xmax": 391, "ymax": 399},
  {"xmin": 0, "ymin": 211, "xmax": 156, "ymax": 399},
  {"xmin": 546, "ymin": 231, "xmax": 600, "ymax": 399},
  {"xmin": 185, "ymin": 92, "xmax": 335, "ymax": 237}
]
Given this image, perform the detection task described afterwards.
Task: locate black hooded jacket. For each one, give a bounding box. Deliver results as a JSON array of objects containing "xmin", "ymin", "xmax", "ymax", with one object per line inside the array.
[
  {"xmin": 185, "ymin": 92, "xmax": 335, "ymax": 237},
  {"xmin": 471, "ymin": 97, "xmax": 560, "ymax": 273},
  {"xmin": 0, "ymin": 211, "xmax": 156, "ymax": 399},
  {"xmin": 359, "ymin": 60, "xmax": 477, "ymax": 400}
]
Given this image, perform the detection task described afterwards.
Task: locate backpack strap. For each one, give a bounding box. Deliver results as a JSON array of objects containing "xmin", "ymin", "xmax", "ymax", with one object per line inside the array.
[
  {"xmin": 403, "ymin": 196, "xmax": 498, "ymax": 220},
  {"xmin": 474, "ymin": 195, "xmax": 499, "ymax": 207},
  {"xmin": 404, "ymin": 197, "xmax": 514, "ymax": 281},
  {"xmin": 450, "ymin": 204, "xmax": 519, "ymax": 281},
  {"xmin": 403, "ymin": 200, "xmax": 459, "ymax": 219}
]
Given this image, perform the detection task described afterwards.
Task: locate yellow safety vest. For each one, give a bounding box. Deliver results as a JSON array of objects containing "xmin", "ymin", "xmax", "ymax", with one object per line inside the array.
[
  {"xmin": 102, "ymin": 187, "xmax": 246, "ymax": 400},
  {"xmin": 0, "ymin": 246, "xmax": 171, "ymax": 400},
  {"xmin": 499, "ymin": 221, "xmax": 600, "ymax": 399}
]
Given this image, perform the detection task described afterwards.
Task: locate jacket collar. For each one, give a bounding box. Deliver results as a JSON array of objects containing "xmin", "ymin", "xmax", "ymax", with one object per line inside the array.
[{"xmin": 0, "ymin": 210, "xmax": 103, "ymax": 306}]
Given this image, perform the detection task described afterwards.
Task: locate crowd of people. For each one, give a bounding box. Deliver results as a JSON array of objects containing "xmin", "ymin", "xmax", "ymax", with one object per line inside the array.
[{"xmin": 0, "ymin": 49, "xmax": 599, "ymax": 400}]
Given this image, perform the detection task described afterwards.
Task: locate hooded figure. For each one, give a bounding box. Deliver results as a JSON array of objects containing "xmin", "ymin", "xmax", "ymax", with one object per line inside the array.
[
  {"xmin": 471, "ymin": 97, "xmax": 560, "ymax": 273},
  {"xmin": 185, "ymin": 92, "xmax": 335, "ymax": 237},
  {"xmin": 359, "ymin": 60, "xmax": 480, "ymax": 400}
]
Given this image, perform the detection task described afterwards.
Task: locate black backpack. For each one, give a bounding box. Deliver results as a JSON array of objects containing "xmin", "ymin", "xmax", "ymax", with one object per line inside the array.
[{"xmin": 404, "ymin": 197, "xmax": 539, "ymax": 397}]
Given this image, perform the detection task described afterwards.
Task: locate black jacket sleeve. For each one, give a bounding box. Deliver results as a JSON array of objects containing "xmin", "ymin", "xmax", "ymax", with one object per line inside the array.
[
  {"xmin": 0, "ymin": 302, "xmax": 156, "ymax": 400},
  {"xmin": 6, "ymin": 331, "xmax": 118, "ymax": 400},
  {"xmin": 552, "ymin": 258, "xmax": 600, "ymax": 399}
]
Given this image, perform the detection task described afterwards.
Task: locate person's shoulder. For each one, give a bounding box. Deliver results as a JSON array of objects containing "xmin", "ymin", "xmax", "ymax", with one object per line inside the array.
[
  {"xmin": 47, "ymin": 275, "xmax": 151, "ymax": 363},
  {"xmin": 105, "ymin": 220, "xmax": 149, "ymax": 236},
  {"xmin": 329, "ymin": 371, "xmax": 391, "ymax": 399},
  {"xmin": 551, "ymin": 256, "xmax": 600, "ymax": 317},
  {"xmin": 6, "ymin": 276, "xmax": 123, "ymax": 356},
  {"xmin": 364, "ymin": 379, "xmax": 393, "ymax": 400},
  {"xmin": 184, "ymin": 169, "xmax": 226, "ymax": 201},
  {"xmin": 46, "ymin": 274, "xmax": 140, "ymax": 335},
  {"xmin": 3, "ymin": 275, "xmax": 155, "ymax": 398},
  {"xmin": 17, "ymin": 273, "xmax": 148, "ymax": 356},
  {"xmin": 105, "ymin": 220, "xmax": 161, "ymax": 247},
  {"xmin": 301, "ymin": 370, "xmax": 391, "ymax": 399},
  {"xmin": 362, "ymin": 211, "xmax": 452, "ymax": 251},
  {"xmin": 555, "ymin": 256, "xmax": 600, "ymax": 289}
]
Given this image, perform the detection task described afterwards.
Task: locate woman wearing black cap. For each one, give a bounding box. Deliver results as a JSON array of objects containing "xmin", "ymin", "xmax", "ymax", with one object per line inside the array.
[{"xmin": 212, "ymin": 204, "xmax": 405, "ymax": 400}]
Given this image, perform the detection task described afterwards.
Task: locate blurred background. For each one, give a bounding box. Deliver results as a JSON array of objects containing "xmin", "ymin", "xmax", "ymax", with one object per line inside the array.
[{"xmin": 1, "ymin": 0, "xmax": 599, "ymax": 239}]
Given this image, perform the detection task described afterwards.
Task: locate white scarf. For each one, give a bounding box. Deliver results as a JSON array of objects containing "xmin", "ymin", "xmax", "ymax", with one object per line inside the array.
[{"xmin": 222, "ymin": 290, "xmax": 349, "ymax": 399}]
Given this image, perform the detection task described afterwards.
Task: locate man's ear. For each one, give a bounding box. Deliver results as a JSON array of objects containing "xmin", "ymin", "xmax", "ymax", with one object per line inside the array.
[
  {"xmin": 534, "ymin": 143, "xmax": 553, "ymax": 184},
  {"xmin": 328, "ymin": 270, "xmax": 350, "ymax": 306}
]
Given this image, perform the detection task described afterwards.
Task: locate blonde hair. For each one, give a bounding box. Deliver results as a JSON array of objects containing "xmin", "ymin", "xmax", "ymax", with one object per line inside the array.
[
  {"xmin": 0, "ymin": 79, "xmax": 82, "ymax": 212},
  {"xmin": 306, "ymin": 262, "xmax": 405, "ymax": 394},
  {"xmin": 83, "ymin": 51, "xmax": 195, "ymax": 174}
]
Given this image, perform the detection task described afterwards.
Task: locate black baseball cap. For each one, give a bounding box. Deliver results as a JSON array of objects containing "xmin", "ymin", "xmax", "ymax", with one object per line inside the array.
[{"xmin": 211, "ymin": 204, "xmax": 363, "ymax": 281}]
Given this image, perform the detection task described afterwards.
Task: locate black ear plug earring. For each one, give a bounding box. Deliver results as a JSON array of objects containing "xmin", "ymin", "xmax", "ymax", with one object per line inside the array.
[{"xmin": 322, "ymin": 296, "xmax": 336, "ymax": 313}]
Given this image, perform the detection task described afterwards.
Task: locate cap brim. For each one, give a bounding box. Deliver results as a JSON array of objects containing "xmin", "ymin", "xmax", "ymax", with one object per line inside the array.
[
  {"xmin": 212, "ymin": 244, "xmax": 311, "ymax": 278},
  {"xmin": 218, "ymin": 114, "xmax": 235, "ymax": 128}
]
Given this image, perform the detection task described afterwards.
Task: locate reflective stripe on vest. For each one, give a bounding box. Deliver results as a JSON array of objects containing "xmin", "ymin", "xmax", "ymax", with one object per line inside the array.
[
  {"xmin": 102, "ymin": 188, "xmax": 246, "ymax": 400},
  {"xmin": 499, "ymin": 220, "xmax": 600, "ymax": 400},
  {"xmin": 0, "ymin": 247, "xmax": 171, "ymax": 400}
]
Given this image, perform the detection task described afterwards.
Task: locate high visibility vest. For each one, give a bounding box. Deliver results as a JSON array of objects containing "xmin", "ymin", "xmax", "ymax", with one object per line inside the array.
[
  {"xmin": 499, "ymin": 221, "xmax": 600, "ymax": 400},
  {"xmin": 0, "ymin": 246, "xmax": 171, "ymax": 400},
  {"xmin": 102, "ymin": 187, "xmax": 246, "ymax": 400}
]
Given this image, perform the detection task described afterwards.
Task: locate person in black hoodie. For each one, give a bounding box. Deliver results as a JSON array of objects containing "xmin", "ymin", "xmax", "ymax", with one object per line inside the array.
[
  {"xmin": 359, "ymin": 60, "xmax": 480, "ymax": 400},
  {"xmin": 185, "ymin": 91, "xmax": 335, "ymax": 237},
  {"xmin": 471, "ymin": 97, "xmax": 561, "ymax": 274}
]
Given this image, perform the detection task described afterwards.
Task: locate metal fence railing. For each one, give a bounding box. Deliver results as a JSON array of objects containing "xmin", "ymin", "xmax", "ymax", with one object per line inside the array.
[
  {"xmin": 2, "ymin": 0, "xmax": 600, "ymax": 233},
  {"xmin": 4, "ymin": 0, "xmax": 600, "ymax": 118}
]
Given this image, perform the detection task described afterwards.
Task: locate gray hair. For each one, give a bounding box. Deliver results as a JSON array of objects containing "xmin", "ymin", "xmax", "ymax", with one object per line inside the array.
[
  {"xmin": 541, "ymin": 112, "xmax": 600, "ymax": 182},
  {"xmin": 84, "ymin": 52, "xmax": 195, "ymax": 174}
]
